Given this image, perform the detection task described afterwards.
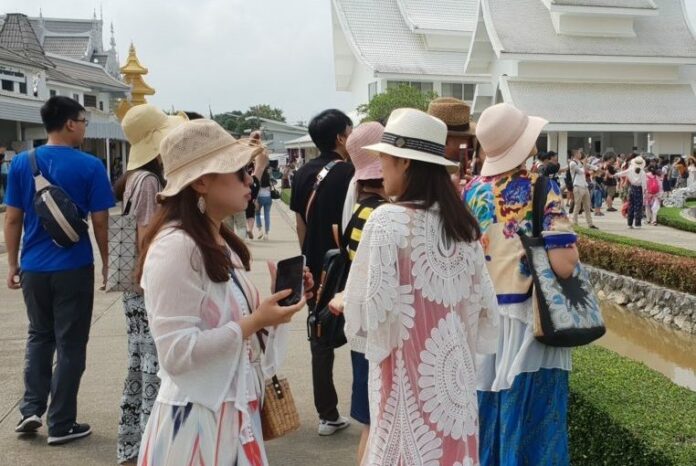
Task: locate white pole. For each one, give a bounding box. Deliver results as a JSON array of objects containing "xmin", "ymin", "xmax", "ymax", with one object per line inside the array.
[{"xmin": 106, "ymin": 138, "xmax": 111, "ymax": 181}]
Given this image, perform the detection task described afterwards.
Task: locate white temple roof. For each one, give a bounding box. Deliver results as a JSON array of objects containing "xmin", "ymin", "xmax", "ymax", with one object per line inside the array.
[
  {"xmin": 550, "ymin": 0, "xmax": 656, "ymax": 9},
  {"xmin": 484, "ymin": 0, "xmax": 696, "ymax": 59},
  {"xmin": 396, "ymin": 0, "xmax": 478, "ymax": 32},
  {"xmin": 502, "ymin": 79, "xmax": 696, "ymax": 129},
  {"xmin": 333, "ymin": 0, "xmax": 468, "ymax": 76}
]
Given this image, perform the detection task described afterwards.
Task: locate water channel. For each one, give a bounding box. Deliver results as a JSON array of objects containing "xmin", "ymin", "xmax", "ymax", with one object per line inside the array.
[{"xmin": 597, "ymin": 301, "xmax": 696, "ymax": 392}]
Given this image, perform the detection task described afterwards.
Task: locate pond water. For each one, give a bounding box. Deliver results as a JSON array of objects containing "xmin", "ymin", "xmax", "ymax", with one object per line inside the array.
[{"xmin": 597, "ymin": 301, "xmax": 696, "ymax": 392}]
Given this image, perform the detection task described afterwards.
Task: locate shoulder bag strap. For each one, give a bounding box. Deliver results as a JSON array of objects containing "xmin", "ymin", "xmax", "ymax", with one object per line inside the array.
[
  {"xmin": 532, "ymin": 176, "xmax": 549, "ymax": 238},
  {"xmin": 123, "ymin": 172, "xmax": 157, "ymax": 216},
  {"xmin": 28, "ymin": 149, "xmax": 51, "ymax": 191},
  {"xmin": 304, "ymin": 160, "xmax": 342, "ymax": 223}
]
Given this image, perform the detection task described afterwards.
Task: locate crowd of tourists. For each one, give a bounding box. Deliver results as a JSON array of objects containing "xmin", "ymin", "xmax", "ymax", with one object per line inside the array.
[{"xmin": 1, "ymin": 93, "xmax": 652, "ymax": 465}]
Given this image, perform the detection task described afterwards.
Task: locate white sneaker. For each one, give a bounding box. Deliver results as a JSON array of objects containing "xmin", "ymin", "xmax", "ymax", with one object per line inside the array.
[{"xmin": 317, "ymin": 416, "xmax": 350, "ymax": 436}]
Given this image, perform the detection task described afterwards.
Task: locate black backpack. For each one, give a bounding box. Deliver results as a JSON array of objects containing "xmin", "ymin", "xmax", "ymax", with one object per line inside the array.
[{"xmin": 29, "ymin": 149, "xmax": 89, "ymax": 248}]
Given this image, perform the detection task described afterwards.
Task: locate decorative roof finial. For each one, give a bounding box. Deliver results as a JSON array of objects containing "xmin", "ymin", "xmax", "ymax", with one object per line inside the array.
[
  {"xmin": 93, "ymin": 8, "xmax": 97, "ymax": 20},
  {"xmin": 110, "ymin": 22, "xmax": 116, "ymax": 49}
]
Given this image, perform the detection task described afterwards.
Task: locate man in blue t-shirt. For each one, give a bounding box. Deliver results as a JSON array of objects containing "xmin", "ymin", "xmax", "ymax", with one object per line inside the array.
[{"xmin": 3, "ymin": 96, "xmax": 115, "ymax": 445}]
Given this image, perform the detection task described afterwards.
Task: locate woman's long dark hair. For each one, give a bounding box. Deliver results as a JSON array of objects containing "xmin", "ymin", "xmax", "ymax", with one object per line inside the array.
[
  {"xmin": 113, "ymin": 158, "xmax": 165, "ymax": 202},
  {"xmin": 135, "ymin": 186, "xmax": 251, "ymax": 283},
  {"xmin": 397, "ymin": 160, "xmax": 480, "ymax": 243},
  {"xmin": 260, "ymin": 166, "xmax": 271, "ymax": 188}
]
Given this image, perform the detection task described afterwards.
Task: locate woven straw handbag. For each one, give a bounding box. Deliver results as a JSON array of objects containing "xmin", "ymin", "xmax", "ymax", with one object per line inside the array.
[{"xmin": 229, "ymin": 270, "xmax": 300, "ymax": 440}]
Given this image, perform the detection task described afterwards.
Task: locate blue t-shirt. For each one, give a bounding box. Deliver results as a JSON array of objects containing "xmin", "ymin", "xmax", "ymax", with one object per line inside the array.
[{"xmin": 3, "ymin": 145, "xmax": 115, "ymax": 272}]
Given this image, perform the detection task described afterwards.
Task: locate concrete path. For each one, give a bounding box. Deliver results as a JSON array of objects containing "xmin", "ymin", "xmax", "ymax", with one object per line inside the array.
[
  {"xmin": 0, "ymin": 201, "xmax": 358, "ymax": 465},
  {"xmin": 572, "ymin": 207, "xmax": 696, "ymax": 251}
]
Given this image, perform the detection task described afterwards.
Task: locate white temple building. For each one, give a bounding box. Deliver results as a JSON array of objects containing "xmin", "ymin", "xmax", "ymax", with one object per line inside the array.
[{"xmin": 332, "ymin": 0, "xmax": 696, "ymax": 162}]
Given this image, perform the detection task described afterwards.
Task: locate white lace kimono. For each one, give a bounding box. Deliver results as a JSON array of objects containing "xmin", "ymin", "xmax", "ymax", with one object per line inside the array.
[{"xmin": 343, "ymin": 204, "xmax": 499, "ymax": 466}]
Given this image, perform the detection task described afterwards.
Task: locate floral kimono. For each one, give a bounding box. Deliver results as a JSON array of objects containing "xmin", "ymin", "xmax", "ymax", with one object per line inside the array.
[
  {"xmin": 343, "ymin": 204, "xmax": 499, "ymax": 466},
  {"xmin": 138, "ymin": 227, "xmax": 288, "ymax": 466}
]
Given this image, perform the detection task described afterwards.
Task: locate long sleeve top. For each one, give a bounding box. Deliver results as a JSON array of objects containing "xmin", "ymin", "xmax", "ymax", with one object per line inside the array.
[
  {"xmin": 616, "ymin": 167, "xmax": 647, "ymax": 191},
  {"xmin": 141, "ymin": 227, "xmax": 288, "ymax": 413}
]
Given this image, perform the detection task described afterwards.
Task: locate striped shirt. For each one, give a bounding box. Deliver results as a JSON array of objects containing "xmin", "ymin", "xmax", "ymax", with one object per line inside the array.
[{"xmin": 345, "ymin": 196, "xmax": 386, "ymax": 261}]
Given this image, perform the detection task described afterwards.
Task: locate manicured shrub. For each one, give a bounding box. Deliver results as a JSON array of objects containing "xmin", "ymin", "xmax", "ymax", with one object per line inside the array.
[
  {"xmin": 575, "ymin": 226, "xmax": 696, "ymax": 258},
  {"xmin": 657, "ymin": 206, "xmax": 696, "ymax": 233},
  {"xmin": 569, "ymin": 346, "xmax": 696, "ymax": 465},
  {"xmin": 576, "ymin": 236, "xmax": 696, "ymax": 294},
  {"xmin": 280, "ymin": 188, "xmax": 291, "ymax": 206}
]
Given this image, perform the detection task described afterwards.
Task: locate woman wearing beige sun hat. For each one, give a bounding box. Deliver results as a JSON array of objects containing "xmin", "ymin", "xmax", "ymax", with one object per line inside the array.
[
  {"xmin": 464, "ymin": 103, "xmax": 578, "ymax": 465},
  {"xmin": 114, "ymin": 103, "xmax": 187, "ymax": 464},
  {"xmin": 135, "ymin": 119, "xmax": 313, "ymax": 465}
]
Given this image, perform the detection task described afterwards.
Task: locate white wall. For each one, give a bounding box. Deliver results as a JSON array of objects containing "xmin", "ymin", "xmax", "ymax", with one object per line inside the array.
[
  {"xmin": 347, "ymin": 59, "xmax": 375, "ymax": 115},
  {"xmin": 650, "ymin": 132, "xmax": 693, "ymax": 156}
]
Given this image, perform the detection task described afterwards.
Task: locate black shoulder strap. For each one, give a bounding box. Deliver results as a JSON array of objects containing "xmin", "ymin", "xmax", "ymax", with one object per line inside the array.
[
  {"xmin": 305, "ymin": 159, "xmax": 343, "ymax": 223},
  {"xmin": 28, "ymin": 149, "xmax": 40, "ymax": 177},
  {"xmin": 123, "ymin": 172, "xmax": 157, "ymax": 216},
  {"xmin": 532, "ymin": 175, "xmax": 549, "ymax": 238}
]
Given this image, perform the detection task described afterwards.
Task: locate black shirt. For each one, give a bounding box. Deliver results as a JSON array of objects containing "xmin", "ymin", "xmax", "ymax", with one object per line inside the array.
[
  {"xmin": 604, "ymin": 165, "xmax": 617, "ymax": 187},
  {"xmin": 290, "ymin": 152, "xmax": 355, "ymax": 285}
]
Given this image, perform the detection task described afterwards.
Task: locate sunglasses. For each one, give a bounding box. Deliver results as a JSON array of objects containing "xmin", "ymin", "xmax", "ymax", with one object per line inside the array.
[{"xmin": 235, "ymin": 164, "xmax": 253, "ymax": 181}]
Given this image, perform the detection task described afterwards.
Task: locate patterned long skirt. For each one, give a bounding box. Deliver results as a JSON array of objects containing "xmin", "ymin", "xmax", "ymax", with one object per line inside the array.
[
  {"xmin": 627, "ymin": 185, "xmax": 644, "ymax": 227},
  {"xmin": 117, "ymin": 292, "xmax": 161, "ymax": 463},
  {"xmin": 138, "ymin": 400, "xmax": 268, "ymax": 466},
  {"xmin": 478, "ymin": 368, "xmax": 570, "ymax": 466}
]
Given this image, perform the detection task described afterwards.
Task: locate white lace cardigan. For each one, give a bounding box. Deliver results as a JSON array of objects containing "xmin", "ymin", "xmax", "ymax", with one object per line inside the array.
[{"xmin": 141, "ymin": 227, "xmax": 288, "ymax": 413}]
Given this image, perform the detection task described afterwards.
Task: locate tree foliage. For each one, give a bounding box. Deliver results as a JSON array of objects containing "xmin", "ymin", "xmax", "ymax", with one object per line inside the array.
[
  {"xmin": 213, "ymin": 104, "xmax": 286, "ymax": 136},
  {"xmin": 357, "ymin": 84, "xmax": 437, "ymax": 124}
]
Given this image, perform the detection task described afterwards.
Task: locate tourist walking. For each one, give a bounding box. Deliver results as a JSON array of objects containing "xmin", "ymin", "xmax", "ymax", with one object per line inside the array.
[
  {"xmin": 569, "ymin": 149, "xmax": 597, "ymax": 228},
  {"xmin": 289, "ymin": 109, "xmax": 355, "ymax": 435},
  {"xmin": 4, "ymin": 96, "xmax": 115, "ymax": 445},
  {"xmin": 617, "ymin": 156, "xmax": 647, "ymax": 229},
  {"xmin": 113, "ymin": 104, "xmax": 187, "ymax": 463},
  {"xmin": 603, "ymin": 153, "xmax": 618, "ymax": 211},
  {"xmin": 0, "ymin": 142, "xmax": 8, "ymax": 199},
  {"xmin": 255, "ymin": 165, "xmax": 274, "ymax": 240},
  {"xmin": 343, "ymin": 108, "xmax": 499, "ymax": 465},
  {"xmin": 136, "ymin": 119, "xmax": 311, "ymax": 465},
  {"xmin": 327, "ymin": 121, "xmax": 386, "ymax": 463},
  {"xmin": 644, "ymin": 166, "xmax": 663, "ymax": 226},
  {"xmin": 465, "ymin": 103, "xmax": 579, "ymax": 466},
  {"xmin": 688, "ymin": 156, "xmax": 696, "ymax": 188}
]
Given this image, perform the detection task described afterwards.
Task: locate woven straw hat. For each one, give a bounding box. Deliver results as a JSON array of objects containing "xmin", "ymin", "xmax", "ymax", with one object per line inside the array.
[
  {"xmin": 630, "ymin": 156, "xmax": 646, "ymax": 169},
  {"xmin": 363, "ymin": 108, "xmax": 459, "ymax": 173},
  {"xmin": 478, "ymin": 103, "xmax": 548, "ymax": 177},
  {"xmin": 121, "ymin": 104, "xmax": 187, "ymax": 171},
  {"xmin": 347, "ymin": 122, "xmax": 384, "ymax": 181},
  {"xmin": 427, "ymin": 97, "xmax": 476, "ymax": 136},
  {"xmin": 158, "ymin": 119, "xmax": 264, "ymax": 198}
]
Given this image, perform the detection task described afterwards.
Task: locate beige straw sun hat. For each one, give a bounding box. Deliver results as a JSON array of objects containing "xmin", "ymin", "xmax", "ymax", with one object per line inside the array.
[
  {"xmin": 121, "ymin": 104, "xmax": 188, "ymax": 171},
  {"xmin": 477, "ymin": 103, "xmax": 548, "ymax": 177},
  {"xmin": 427, "ymin": 97, "xmax": 477, "ymax": 136},
  {"xmin": 158, "ymin": 119, "xmax": 265, "ymax": 198},
  {"xmin": 362, "ymin": 108, "xmax": 459, "ymax": 173}
]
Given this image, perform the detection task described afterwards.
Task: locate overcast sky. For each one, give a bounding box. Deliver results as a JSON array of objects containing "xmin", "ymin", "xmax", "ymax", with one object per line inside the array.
[
  {"xmin": 5, "ymin": 0, "xmax": 696, "ymax": 124},
  {"xmin": 3, "ymin": 0, "xmax": 353, "ymax": 125}
]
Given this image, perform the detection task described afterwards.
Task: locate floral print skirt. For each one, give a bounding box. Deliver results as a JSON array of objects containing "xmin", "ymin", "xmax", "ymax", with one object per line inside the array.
[{"xmin": 138, "ymin": 400, "xmax": 267, "ymax": 466}]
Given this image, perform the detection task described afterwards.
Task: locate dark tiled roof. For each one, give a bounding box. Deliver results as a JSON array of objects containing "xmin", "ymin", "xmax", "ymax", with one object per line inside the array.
[
  {"xmin": 45, "ymin": 66, "xmax": 88, "ymax": 88},
  {"xmin": 48, "ymin": 53, "xmax": 129, "ymax": 93},
  {"xmin": 43, "ymin": 36, "xmax": 91, "ymax": 60},
  {"xmin": 0, "ymin": 14, "xmax": 53, "ymax": 67},
  {"xmin": 0, "ymin": 44, "xmax": 43, "ymax": 67}
]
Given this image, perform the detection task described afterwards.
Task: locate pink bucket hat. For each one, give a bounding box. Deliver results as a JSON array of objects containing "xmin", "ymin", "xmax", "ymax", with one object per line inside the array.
[{"xmin": 347, "ymin": 121, "xmax": 384, "ymax": 181}]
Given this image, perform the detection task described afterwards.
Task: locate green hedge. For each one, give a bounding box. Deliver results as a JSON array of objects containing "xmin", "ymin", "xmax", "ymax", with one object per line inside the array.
[
  {"xmin": 574, "ymin": 226, "xmax": 696, "ymax": 258},
  {"xmin": 569, "ymin": 346, "xmax": 696, "ymax": 465},
  {"xmin": 657, "ymin": 206, "xmax": 696, "ymax": 234},
  {"xmin": 576, "ymin": 236, "xmax": 696, "ymax": 294},
  {"xmin": 280, "ymin": 188, "xmax": 291, "ymax": 206}
]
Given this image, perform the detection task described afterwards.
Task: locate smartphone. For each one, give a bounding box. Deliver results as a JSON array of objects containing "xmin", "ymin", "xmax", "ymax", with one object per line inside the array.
[{"xmin": 274, "ymin": 255, "xmax": 306, "ymax": 307}]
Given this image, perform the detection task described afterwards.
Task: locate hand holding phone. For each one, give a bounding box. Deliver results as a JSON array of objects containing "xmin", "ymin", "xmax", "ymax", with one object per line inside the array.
[{"xmin": 273, "ymin": 255, "xmax": 306, "ymax": 307}]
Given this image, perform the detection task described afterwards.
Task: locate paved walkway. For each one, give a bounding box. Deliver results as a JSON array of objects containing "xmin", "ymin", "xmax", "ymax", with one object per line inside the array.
[
  {"xmin": 0, "ymin": 201, "xmax": 358, "ymax": 465},
  {"xmin": 571, "ymin": 206, "xmax": 696, "ymax": 251}
]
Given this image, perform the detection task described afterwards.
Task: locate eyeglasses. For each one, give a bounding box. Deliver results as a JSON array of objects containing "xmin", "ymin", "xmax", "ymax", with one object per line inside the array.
[{"xmin": 72, "ymin": 118, "xmax": 89, "ymax": 127}]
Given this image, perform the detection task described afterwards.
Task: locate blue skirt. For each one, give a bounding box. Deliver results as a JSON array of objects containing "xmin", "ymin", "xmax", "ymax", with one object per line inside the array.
[{"xmin": 478, "ymin": 368, "xmax": 569, "ymax": 466}]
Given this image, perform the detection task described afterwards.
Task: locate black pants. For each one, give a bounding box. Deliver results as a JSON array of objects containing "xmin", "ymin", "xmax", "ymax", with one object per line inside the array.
[
  {"xmin": 20, "ymin": 266, "xmax": 94, "ymax": 435},
  {"xmin": 308, "ymin": 300, "xmax": 339, "ymax": 422},
  {"xmin": 627, "ymin": 185, "xmax": 644, "ymax": 227}
]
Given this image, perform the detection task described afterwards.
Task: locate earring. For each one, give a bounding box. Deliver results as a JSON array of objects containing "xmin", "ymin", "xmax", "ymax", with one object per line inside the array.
[{"xmin": 197, "ymin": 196, "xmax": 206, "ymax": 214}]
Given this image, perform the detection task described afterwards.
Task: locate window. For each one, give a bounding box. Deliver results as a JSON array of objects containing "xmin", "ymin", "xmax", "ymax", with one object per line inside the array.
[
  {"xmin": 368, "ymin": 81, "xmax": 378, "ymax": 101},
  {"xmin": 1, "ymin": 80, "xmax": 13, "ymax": 92},
  {"xmin": 19, "ymin": 81, "xmax": 27, "ymax": 94},
  {"xmin": 442, "ymin": 83, "xmax": 476, "ymax": 101},
  {"xmin": 72, "ymin": 93, "xmax": 80, "ymax": 103},
  {"xmin": 50, "ymin": 89, "xmax": 57, "ymax": 97},
  {"xmin": 83, "ymin": 94, "xmax": 97, "ymax": 108},
  {"xmin": 386, "ymin": 80, "xmax": 433, "ymax": 93},
  {"xmin": 99, "ymin": 101, "xmax": 104, "ymax": 111}
]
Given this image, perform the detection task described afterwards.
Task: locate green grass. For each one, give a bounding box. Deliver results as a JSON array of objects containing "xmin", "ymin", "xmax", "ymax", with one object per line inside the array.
[
  {"xmin": 280, "ymin": 188, "xmax": 291, "ymax": 206},
  {"xmin": 569, "ymin": 345, "xmax": 696, "ymax": 465},
  {"xmin": 657, "ymin": 201, "xmax": 696, "ymax": 234},
  {"xmin": 574, "ymin": 225, "xmax": 696, "ymax": 258}
]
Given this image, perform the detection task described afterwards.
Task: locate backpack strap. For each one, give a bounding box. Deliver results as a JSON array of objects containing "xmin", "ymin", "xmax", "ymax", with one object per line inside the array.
[{"xmin": 304, "ymin": 159, "xmax": 342, "ymax": 223}]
